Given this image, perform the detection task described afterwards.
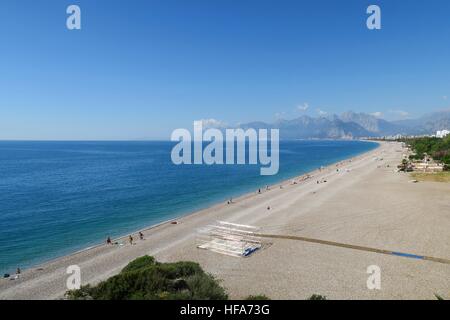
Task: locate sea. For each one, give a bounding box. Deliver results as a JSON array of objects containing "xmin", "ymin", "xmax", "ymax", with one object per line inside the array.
[{"xmin": 0, "ymin": 140, "xmax": 378, "ymax": 274}]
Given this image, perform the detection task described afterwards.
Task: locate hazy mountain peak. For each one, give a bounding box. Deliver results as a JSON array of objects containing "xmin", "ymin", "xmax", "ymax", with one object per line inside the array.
[{"xmin": 238, "ymin": 110, "xmax": 450, "ymax": 139}]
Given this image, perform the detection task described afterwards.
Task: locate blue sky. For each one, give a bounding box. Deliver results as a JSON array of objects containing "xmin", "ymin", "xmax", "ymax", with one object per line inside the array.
[{"xmin": 1, "ymin": 0, "xmax": 450, "ymax": 140}]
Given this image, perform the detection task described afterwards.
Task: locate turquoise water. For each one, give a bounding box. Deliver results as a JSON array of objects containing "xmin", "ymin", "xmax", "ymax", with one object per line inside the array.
[{"xmin": 0, "ymin": 140, "xmax": 378, "ymax": 274}]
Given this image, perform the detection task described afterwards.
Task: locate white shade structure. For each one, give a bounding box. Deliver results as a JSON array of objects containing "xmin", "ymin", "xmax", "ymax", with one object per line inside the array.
[{"xmin": 197, "ymin": 221, "xmax": 262, "ymax": 257}]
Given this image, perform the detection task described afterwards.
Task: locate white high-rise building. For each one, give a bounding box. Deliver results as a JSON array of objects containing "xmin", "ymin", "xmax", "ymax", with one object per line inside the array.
[{"xmin": 436, "ymin": 130, "xmax": 450, "ymax": 138}]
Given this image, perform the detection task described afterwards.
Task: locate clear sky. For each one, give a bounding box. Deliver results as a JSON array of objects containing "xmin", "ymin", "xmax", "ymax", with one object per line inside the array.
[{"xmin": 1, "ymin": 0, "xmax": 450, "ymax": 140}]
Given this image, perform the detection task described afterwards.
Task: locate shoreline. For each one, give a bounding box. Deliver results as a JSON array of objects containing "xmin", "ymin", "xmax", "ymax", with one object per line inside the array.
[
  {"xmin": 3, "ymin": 140, "xmax": 448, "ymax": 300},
  {"xmin": 5, "ymin": 141, "xmax": 380, "ymax": 275}
]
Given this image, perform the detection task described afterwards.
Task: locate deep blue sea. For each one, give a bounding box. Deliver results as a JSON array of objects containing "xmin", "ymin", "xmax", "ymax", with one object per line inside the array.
[{"xmin": 0, "ymin": 140, "xmax": 378, "ymax": 274}]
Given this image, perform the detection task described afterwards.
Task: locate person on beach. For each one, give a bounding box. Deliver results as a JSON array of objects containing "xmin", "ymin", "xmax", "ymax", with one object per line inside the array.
[
  {"xmin": 16, "ymin": 267, "xmax": 21, "ymax": 275},
  {"xmin": 258, "ymin": 188, "xmax": 261, "ymax": 194},
  {"xmin": 129, "ymin": 235, "xmax": 134, "ymax": 245},
  {"xmin": 106, "ymin": 237, "xmax": 112, "ymax": 245},
  {"xmin": 139, "ymin": 232, "xmax": 144, "ymax": 240}
]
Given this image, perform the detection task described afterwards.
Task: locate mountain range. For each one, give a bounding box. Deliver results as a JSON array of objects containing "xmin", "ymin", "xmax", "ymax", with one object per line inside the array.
[{"xmin": 238, "ymin": 110, "xmax": 450, "ymax": 139}]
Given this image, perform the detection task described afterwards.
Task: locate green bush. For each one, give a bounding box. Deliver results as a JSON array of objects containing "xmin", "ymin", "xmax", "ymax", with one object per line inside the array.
[
  {"xmin": 185, "ymin": 273, "xmax": 229, "ymax": 300},
  {"xmin": 245, "ymin": 295, "xmax": 270, "ymax": 300},
  {"xmin": 121, "ymin": 255, "xmax": 156, "ymax": 273},
  {"xmin": 66, "ymin": 255, "xmax": 228, "ymax": 300},
  {"xmin": 308, "ymin": 294, "xmax": 327, "ymax": 300}
]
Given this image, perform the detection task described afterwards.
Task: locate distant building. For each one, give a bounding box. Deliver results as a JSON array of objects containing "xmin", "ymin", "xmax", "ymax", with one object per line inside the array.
[{"xmin": 436, "ymin": 130, "xmax": 450, "ymax": 138}]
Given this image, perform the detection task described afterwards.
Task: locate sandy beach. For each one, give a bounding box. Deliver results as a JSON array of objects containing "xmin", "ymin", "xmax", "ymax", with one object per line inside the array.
[{"xmin": 1, "ymin": 141, "xmax": 449, "ymax": 300}]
